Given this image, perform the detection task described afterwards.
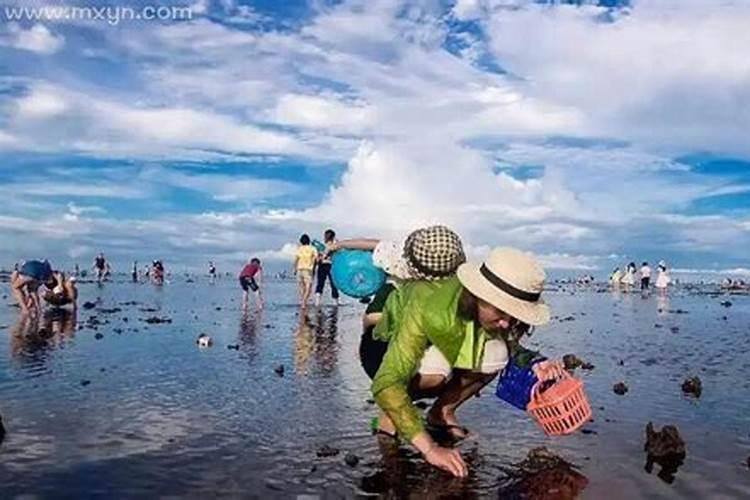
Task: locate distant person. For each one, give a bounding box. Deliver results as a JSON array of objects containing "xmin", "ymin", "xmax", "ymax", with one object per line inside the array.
[
  {"xmin": 620, "ymin": 262, "xmax": 636, "ymax": 288},
  {"xmin": 609, "ymin": 267, "xmax": 622, "ymax": 286},
  {"xmin": 640, "ymin": 262, "xmax": 651, "ymax": 290},
  {"xmin": 74, "ymin": 264, "xmax": 80, "ymax": 277},
  {"xmin": 239, "ymin": 258, "xmax": 263, "ymax": 309},
  {"xmin": 131, "ymin": 261, "xmax": 139, "ymax": 283},
  {"xmin": 92, "ymin": 253, "xmax": 110, "ymax": 283},
  {"xmin": 208, "ymin": 261, "xmax": 217, "ymax": 283},
  {"xmin": 293, "ymin": 234, "xmax": 318, "ymax": 309},
  {"xmin": 151, "ymin": 260, "xmax": 165, "ymax": 285},
  {"xmin": 655, "ymin": 261, "xmax": 670, "ymax": 292},
  {"xmin": 315, "ymin": 229, "xmax": 340, "ymax": 306}
]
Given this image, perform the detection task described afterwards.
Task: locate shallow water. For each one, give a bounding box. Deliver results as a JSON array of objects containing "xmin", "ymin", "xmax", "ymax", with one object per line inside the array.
[{"xmin": 1, "ymin": 279, "xmax": 749, "ymax": 498}]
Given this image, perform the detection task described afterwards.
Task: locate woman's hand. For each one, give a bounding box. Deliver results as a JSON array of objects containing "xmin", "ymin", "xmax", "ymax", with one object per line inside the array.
[
  {"xmin": 532, "ymin": 359, "xmax": 565, "ymax": 381},
  {"xmin": 424, "ymin": 445, "xmax": 468, "ymax": 478}
]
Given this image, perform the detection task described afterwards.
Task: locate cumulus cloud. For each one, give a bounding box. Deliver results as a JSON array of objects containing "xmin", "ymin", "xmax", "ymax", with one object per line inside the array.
[{"xmin": 4, "ymin": 23, "xmax": 64, "ymax": 55}]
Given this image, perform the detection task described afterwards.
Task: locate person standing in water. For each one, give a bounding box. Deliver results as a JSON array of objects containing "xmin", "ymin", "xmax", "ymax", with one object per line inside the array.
[
  {"xmin": 640, "ymin": 261, "xmax": 651, "ymax": 290},
  {"xmin": 239, "ymin": 258, "xmax": 263, "ymax": 309},
  {"xmin": 131, "ymin": 261, "xmax": 139, "ymax": 283},
  {"xmin": 208, "ymin": 261, "xmax": 217, "ymax": 284},
  {"xmin": 293, "ymin": 234, "xmax": 318, "ymax": 309},
  {"xmin": 314, "ymin": 229, "xmax": 340, "ymax": 307},
  {"xmin": 92, "ymin": 253, "xmax": 109, "ymax": 284},
  {"xmin": 655, "ymin": 260, "xmax": 670, "ymax": 293}
]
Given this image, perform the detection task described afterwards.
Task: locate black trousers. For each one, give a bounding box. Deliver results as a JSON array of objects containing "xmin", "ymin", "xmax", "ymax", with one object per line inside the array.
[
  {"xmin": 359, "ymin": 325, "xmax": 388, "ymax": 380},
  {"xmin": 315, "ymin": 263, "xmax": 339, "ymax": 298}
]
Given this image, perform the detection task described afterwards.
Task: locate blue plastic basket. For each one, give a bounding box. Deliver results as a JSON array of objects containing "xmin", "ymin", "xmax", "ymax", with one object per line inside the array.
[
  {"xmin": 495, "ymin": 357, "xmax": 539, "ymax": 410},
  {"xmin": 331, "ymin": 250, "xmax": 385, "ymax": 298}
]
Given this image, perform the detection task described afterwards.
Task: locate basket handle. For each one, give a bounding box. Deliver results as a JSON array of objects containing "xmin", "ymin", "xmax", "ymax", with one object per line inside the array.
[{"xmin": 532, "ymin": 359, "xmax": 566, "ymax": 381}]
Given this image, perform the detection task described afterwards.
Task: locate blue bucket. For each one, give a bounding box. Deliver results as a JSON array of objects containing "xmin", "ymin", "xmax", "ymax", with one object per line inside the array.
[
  {"xmin": 495, "ymin": 357, "xmax": 539, "ymax": 410},
  {"xmin": 331, "ymin": 250, "xmax": 385, "ymax": 298}
]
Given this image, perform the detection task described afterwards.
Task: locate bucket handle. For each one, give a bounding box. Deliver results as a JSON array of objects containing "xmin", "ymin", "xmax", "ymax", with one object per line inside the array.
[{"xmin": 530, "ymin": 369, "xmax": 574, "ymax": 403}]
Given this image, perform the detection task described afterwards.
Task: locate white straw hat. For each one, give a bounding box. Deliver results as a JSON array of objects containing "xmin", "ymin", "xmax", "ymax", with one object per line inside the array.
[{"xmin": 457, "ymin": 247, "xmax": 550, "ymax": 326}]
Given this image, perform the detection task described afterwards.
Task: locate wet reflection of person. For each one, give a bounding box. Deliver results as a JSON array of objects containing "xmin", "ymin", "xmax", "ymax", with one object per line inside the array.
[
  {"xmin": 238, "ymin": 308, "xmax": 261, "ymax": 362},
  {"xmin": 293, "ymin": 314, "xmax": 314, "ymax": 375},
  {"xmin": 313, "ymin": 306, "xmax": 339, "ymax": 376},
  {"xmin": 9, "ymin": 308, "xmax": 77, "ymax": 359}
]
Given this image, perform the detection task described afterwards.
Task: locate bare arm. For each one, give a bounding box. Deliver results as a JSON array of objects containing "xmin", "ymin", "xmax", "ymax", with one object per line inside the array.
[
  {"xmin": 331, "ymin": 238, "xmax": 380, "ymax": 252},
  {"xmin": 10, "ymin": 272, "xmax": 31, "ymax": 314}
]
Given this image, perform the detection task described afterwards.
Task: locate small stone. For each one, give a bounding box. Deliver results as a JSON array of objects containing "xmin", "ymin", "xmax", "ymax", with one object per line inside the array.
[
  {"xmin": 613, "ymin": 382, "xmax": 628, "ymax": 395},
  {"xmin": 670, "ymin": 326, "xmax": 680, "ymax": 333},
  {"xmin": 215, "ymin": 307, "xmax": 222, "ymax": 311},
  {"xmin": 618, "ymin": 359, "xmax": 625, "ymax": 366},
  {"xmin": 80, "ymin": 380, "xmax": 91, "ymax": 386},
  {"xmin": 344, "ymin": 453, "xmax": 359, "ymax": 467},
  {"xmin": 227, "ymin": 344, "xmax": 240, "ymax": 350},
  {"xmin": 94, "ymin": 333, "xmax": 104, "ymax": 340},
  {"xmin": 681, "ymin": 376, "xmax": 702, "ymax": 398},
  {"xmin": 99, "ymin": 368, "xmax": 106, "ymax": 372},
  {"xmin": 82, "ymin": 301, "xmax": 96, "ymax": 310},
  {"xmin": 316, "ymin": 444, "xmax": 339, "ymax": 457},
  {"xmin": 720, "ymin": 301, "xmax": 732, "ymax": 308},
  {"xmin": 581, "ymin": 429, "xmax": 598, "ymax": 435},
  {"xmin": 144, "ymin": 316, "xmax": 172, "ymax": 324},
  {"xmin": 274, "ymin": 364, "xmax": 285, "ymax": 376}
]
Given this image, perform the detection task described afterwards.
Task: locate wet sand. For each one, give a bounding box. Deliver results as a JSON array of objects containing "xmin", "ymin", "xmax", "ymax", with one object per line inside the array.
[{"xmin": 1, "ymin": 279, "xmax": 749, "ymax": 498}]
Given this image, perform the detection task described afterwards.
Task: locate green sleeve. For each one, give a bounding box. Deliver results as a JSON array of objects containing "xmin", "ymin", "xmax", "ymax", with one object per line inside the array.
[{"xmin": 371, "ymin": 305, "xmax": 429, "ymax": 441}]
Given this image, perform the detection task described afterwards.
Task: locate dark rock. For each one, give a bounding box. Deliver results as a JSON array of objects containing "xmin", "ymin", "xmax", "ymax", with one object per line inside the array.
[
  {"xmin": 654, "ymin": 323, "xmax": 663, "ymax": 328},
  {"xmin": 681, "ymin": 376, "xmax": 702, "ymax": 398},
  {"xmin": 563, "ymin": 354, "xmax": 593, "ymax": 370},
  {"xmin": 0, "ymin": 413, "xmax": 5, "ymax": 442},
  {"xmin": 722, "ymin": 316, "xmax": 727, "ymax": 321},
  {"xmin": 113, "ymin": 328, "xmax": 123, "ymax": 334},
  {"xmin": 144, "ymin": 316, "xmax": 172, "ymax": 324},
  {"xmin": 82, "ymin": 301, "xmax": 96, "ymax": 310},
  {"xmin": 720, "ymin": 301, "xmax": 732, "ymax": 307},
  {"xmin": 613, "ymin": 382, "xmax": 628, "ymax": 395},
  {"xmin": 227, "ymin": 344, "xmax": 240, "ymax": 350},
  {"xmin": 94, "ymin": 333, "xmax": 104, "ymax": 340},
  {"xmin": 669, "ymin": 309, "xmax": 689, "ymax": 314},
  {"xmin": 746, "ymin": 456, "xmax": 750, "ymax": 470},
  {"xmin": 100, "ymin": 368, "xmax": 106, "ymax": 372},
  {"xmin": 581, "ymin": 428, "xmax": 598, "ymax": 435},
  {"xmin": 344, "ymin": 453, "xmax": 360, "ymax": 467},
  {"xmin": 99, "ymin": 308, "xmax": 121, "ymax": 314},
  {"xmin": 80, "ymin": 380, "xmax": 91, "ymax": 386},
  {"xmin": 618, "ymin": 359, "xmax": 625, "ymax": 366},
  {"xmin": 274, "ymin": 364, "xmax": 285, "ymax": 376},
  {"xmin": 644, "ymin": 422, "xmax": 686, "ymax": 484},
  {"xmin": 316, "ymin": 444, "xmax": 339, "ymax": 457},
  {"xmin": 669, "ymin": 326, "xmax": 680, "ymax": 333},
  {"xmin": 645, "ymin": 422, "xmax": 686, "ymax": 457},
  {"xmin": 140, "ymin": 307, "xmax": 159, "ymax": 313},
  {"xmin": 215, "ymin": 307, "xmax": 222, "ymax": 311}
]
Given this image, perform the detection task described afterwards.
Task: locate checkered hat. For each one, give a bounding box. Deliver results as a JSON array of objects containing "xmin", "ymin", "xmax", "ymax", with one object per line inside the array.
[{"xmin": 403, "ymin": 225, "xmax": 465, "ymax": 280}]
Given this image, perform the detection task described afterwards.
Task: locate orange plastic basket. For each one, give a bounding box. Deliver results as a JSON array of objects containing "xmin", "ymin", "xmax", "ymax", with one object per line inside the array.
[{"xmin": 527, "ymin": 370, "xmax": 592, "ymax": 436}]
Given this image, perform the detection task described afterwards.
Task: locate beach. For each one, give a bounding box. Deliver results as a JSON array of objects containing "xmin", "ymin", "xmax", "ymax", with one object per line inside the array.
[{"xmin": 1, "ymin": 278, "xmax": 749, "ymax": 498}]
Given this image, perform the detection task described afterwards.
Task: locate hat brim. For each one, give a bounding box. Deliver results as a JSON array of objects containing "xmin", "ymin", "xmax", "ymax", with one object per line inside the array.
[{"xmin": 457, "ymin": 263, "xmax": 550, "ymax": 326}]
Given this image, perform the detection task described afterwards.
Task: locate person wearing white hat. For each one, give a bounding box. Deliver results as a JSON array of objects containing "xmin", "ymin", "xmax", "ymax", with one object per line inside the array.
[{"xmin": 371, "ymin": 247, "xmax": 562, "ymax": 478}]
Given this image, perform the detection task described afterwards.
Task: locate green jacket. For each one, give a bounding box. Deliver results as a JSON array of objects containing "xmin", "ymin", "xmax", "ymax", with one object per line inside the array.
[{"xmin": 371, "ymin": 277, "xmax": 541, "ymax": 441}]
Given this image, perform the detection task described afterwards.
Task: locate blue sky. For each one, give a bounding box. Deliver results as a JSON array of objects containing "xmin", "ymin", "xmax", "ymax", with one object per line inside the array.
[{"xmin": 0, "ymin": 0, "xmax": 749, "ymax": 275}]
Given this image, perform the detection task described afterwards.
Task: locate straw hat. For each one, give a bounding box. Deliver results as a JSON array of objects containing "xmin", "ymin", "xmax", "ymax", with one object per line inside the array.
[{"xmin": 457, "ymin": 247, "xmax": 550, "ymax": 326}]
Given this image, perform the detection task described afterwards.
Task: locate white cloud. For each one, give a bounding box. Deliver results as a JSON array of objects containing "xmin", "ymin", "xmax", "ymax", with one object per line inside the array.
[
  {"xmin": 16, "ymin": 85, "xmax": 68, "ymax": 119},
  {"xmin": 7, "ymin": 23, "xmax": 65, "ymax": 55},
  {"xmin": 271, "ymin": 93, "xmax": 376, "ymax": 132}
]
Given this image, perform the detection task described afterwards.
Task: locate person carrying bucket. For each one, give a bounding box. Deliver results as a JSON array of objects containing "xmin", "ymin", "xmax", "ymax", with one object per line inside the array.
[{"xmin": 371, "ymin": 247, "xmax": 563, "ymax": 478}]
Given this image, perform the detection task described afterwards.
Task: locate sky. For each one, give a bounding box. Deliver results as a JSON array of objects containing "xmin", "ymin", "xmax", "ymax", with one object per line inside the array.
[{"xmin": 0, "ymin": 0, "xmax": 749, "ymax": 275}]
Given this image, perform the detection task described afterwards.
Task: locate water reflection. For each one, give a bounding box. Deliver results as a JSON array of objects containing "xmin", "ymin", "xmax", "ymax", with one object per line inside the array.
[
  {"xmin": 238, "ymin": 308, "xmax": 261, "ymax": 361},
  {"xmin": 312, "ymin": 307, "xmax": 339, "ymax": 377},
  {"xmin": 294, "ymin": 313, "xmax": 314, "ymax": 375},
  {"xmin": 8, "ymin": 309, "xmax": 77, "ymax": 360},
  {"xmin": 496, "ymin": 447, "xmax": 589, "ymax": 499}
]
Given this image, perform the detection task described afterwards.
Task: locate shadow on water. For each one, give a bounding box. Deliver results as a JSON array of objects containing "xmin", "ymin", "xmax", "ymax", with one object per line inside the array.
[{"xmin": 238, "ymin": 308, "xmax": 261, "ymax": 362}]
